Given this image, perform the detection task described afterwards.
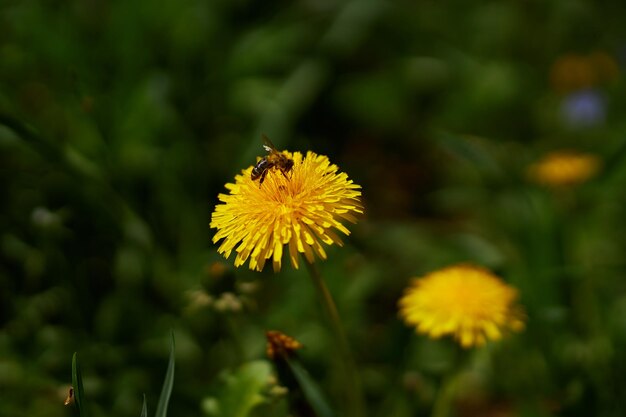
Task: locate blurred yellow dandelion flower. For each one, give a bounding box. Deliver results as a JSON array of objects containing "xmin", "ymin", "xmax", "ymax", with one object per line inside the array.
[
  {"xmin": 527, "ymin": 151, "xmax": 600, "ymax": 187},
  {"xmin": 550, "ymin": 52, "xmax": 619, "ymax": 93},
  {"xmin": 210, "ymin": 151, "xmax": 363, "ymax": 272},
  {"xmin": 550, "ymin": 54, "xmax": 596, "ymax": 93},
  {"xmin": 399, "ymin": 264, "xmax": 525, "ymax": 348}
]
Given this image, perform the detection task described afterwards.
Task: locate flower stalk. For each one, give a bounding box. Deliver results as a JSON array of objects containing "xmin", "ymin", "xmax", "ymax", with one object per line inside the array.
[
  {"xmin": 431, "ymin": 372, "xmax": 459, "ymax": 417},
  {"xmin": 305, "ymin": 261, "xmax": 364, "ymax": 417},
  {"xmin": 430, "ymin": 345, "xmax": 468, "ymax": 417}
]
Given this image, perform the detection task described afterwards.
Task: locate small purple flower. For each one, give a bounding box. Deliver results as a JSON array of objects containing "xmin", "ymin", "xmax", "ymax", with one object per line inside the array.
[{"xmin": 560, "ymin": 89, "xmax": 606, "ymax": 129}]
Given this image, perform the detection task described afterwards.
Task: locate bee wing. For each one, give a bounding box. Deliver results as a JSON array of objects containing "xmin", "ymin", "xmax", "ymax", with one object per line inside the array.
[{"xmin": 262, "ymin": 134, "xmax": 279, "ymax": 153}]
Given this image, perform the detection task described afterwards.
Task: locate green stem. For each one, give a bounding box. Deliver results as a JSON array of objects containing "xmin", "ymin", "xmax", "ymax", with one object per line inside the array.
[
  {"xmin": 305, "ymin": 261, "xmax": 364, "ymax": 417},
  {"xmin": 431, "ymin": 344, "xmax": 468, "ymax": 417},
  {"xmin": 431, "ymin": 372, "xmax": 459, "ymax": 417}
]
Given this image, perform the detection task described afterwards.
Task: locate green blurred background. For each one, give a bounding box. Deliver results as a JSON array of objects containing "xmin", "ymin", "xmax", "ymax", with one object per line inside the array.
[{"xmin": 2, "ymin": 0, "xmax": 626, "ymax": 416}]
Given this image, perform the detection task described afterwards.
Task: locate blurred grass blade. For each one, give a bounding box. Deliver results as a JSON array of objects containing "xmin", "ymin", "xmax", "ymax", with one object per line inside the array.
[
  {"xmin": 71, "ymin": 352, "xmax": 89, "ymax": 417},
  {"xmin": 155, "ymin": 331, "xmax": 175, "ymax": 417},
  {"xmin": 285, "ymin": 357, "xmax": 335, "ymax": 417},
  {"xmin": 433, "ymin": 130, "xmax": 502, "ymax": 177},
  {"xmin": 140, "ymin": 394, "xmax": 147, "ymax": 417}
]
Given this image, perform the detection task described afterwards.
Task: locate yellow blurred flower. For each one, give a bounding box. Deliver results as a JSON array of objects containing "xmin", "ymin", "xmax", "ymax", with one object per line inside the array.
[
  {"xmin": 211, "ymin": 151, "xmax": 363, "ymax": 272},
  {"xmin": 550, "ymin": 54, "xmax": 597, "ymax": 93},
  {"xmin": 550, "ymin": 51, "xmax": 619, "ymax": 93},
  {"xmin": 527, "ymin": 151, "xmax": 600, "ymax": 187},
  {"xmin": 399, "ymin": 264, "xmax": 524, "ymax": 348}
]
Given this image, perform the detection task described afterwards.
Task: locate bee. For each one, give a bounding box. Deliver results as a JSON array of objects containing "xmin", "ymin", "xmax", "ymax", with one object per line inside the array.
[{"xmin": 251, "ymin": 135, "xmax": 294, "ymax": 185}]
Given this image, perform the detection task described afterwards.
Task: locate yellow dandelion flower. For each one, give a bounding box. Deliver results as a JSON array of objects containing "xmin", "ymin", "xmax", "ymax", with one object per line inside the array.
[
  {"xmin": 210, "ymin": 150, "xmax": 363, "ymax": 272},
  {"xmin": 550, "ymin": 54, "xmax": 596, "ymax": 93},
  {"xmin": 399, "ymin": 264, "xmax": 525, "ymax": 348},
  {"xmin": 550, "ymin": 52, "xmax": 619, "ymax": 93},
  {"xmin": 527, "ymin": 151, "xmax": 600, "ymax": 187}
]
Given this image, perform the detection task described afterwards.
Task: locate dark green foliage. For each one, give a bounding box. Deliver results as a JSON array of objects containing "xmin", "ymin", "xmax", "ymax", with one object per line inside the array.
[
  {"xmin": 2, "ymin": 0, "xmax": 626, "ymax": 416},
  {"xmin": 70, "ymin": 335, "xmax": 175, "ymax": 417},
  {"xmin": 284, "ymin": 357, "xmax": 335, "ymax": 417}
]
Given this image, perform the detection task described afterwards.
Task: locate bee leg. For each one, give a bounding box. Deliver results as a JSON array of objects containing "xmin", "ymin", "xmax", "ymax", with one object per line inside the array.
[
  {"xmin": 259, "ymin": 169, "xmax": 268, "ymax": 186},
  {"xmin": 281, "ymin": 167, "xmax": 294, "ymax": 180}
]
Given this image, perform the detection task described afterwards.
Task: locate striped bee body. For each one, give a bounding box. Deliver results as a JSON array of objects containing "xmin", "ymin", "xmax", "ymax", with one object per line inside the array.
[{"xmin": 250, "ymin": 135, "xmax": 294, "ymax": 186}]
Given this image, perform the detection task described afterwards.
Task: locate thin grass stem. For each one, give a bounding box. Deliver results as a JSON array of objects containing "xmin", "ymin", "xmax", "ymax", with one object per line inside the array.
[{"xmin": 305, "ymin": 260, "xmax": 364, "ymax": 417}]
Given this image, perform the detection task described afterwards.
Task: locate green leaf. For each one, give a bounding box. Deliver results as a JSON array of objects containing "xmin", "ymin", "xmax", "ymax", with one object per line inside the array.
[
  {"xmin": 207, "ymin": 360, "xmax": 272, "ymax": 417},
  {"xmin": 155, "ymin": 331, "xmax": 176, "ymax": 417},
  {"xmin": 285, "ymin": 357, "xmax": 335, "ymax": 417},
  {"xmin": 71, "ymin": 352, "xmax": 89, "ymax": 417},
  {"xmin": 140, "ymin": 394, "xmax": 148, "ymax": 417}
]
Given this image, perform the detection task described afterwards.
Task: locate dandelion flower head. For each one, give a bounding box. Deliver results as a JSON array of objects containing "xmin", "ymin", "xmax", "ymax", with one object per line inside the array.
[
  {"xmin": 266, "ymin": 330, "xmax": 303, "ymax": 360},
  {"xmin": 399, "ymin": 264, "xmax": 525, "ymax": 348},
  {"xmin": 550, "ymin": 52, "xmax": 619, "ymax": 93},
  {"xmin": 527, "ymin": 150, "xmax": 600, "ymax": 187},
  {"xmin": 211, "ymin": 150, "xmax": 362, "ymax": 272}
]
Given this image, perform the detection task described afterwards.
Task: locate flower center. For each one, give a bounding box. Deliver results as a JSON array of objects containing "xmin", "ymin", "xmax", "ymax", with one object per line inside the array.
[{"xmin": 278, "ymin": 202, "xmax": 295, "ymax": 216}]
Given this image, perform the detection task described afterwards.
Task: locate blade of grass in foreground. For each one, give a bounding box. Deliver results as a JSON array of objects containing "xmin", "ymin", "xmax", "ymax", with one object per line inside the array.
[
  {"xmin": 140, "ymin": 394, "xmax": 148, "ymax": 417},
  {"xmin": 71, "ymin": 352, "xmax": 89, "ymax": 417},
  {"xmin": 155, "ymin": 331, "xmax": 176, "ymax": 417},
  {"xmin": 285, "ymin": 357, "xmax": 335, "ymax": 417}
]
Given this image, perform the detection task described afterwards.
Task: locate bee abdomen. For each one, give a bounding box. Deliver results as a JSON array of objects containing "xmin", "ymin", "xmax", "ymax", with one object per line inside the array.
[{"xmin": 251, "ymin": 158, "xmax": 268, "ymax": 180}]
